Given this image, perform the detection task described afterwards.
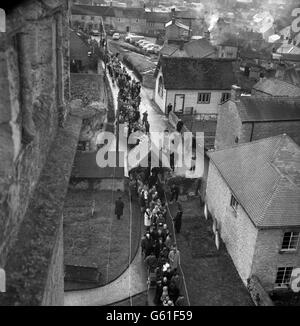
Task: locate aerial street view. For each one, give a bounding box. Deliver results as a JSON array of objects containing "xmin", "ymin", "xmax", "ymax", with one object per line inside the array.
[{"xmin": 0, "ymin": 0, "xmax": 300, "ymax": 310}]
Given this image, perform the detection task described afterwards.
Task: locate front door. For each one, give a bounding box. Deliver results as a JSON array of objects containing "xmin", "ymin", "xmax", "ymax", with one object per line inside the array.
[{"xmin": 174, "ymin": 94, "xmax": 185, "ymax": 113}]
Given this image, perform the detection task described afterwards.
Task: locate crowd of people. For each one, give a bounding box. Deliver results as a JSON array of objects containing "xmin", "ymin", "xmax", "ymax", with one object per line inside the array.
[
  {"xmin": 108, "ymin": 52, "xmax": 185, "ymax": 306},
  {"xmin": 129, "ymin": 169, "xmax": 185, "ymax": 306},
  {"xmin": 106, "ymin": 53, "xmax": 150, "ymax": 137}
]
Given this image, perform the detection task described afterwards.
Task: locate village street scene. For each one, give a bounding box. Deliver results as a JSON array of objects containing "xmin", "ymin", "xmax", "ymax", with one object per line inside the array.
[{"xmin": 0, "ymin": 0, "xmax": 300, "ymax": 307}]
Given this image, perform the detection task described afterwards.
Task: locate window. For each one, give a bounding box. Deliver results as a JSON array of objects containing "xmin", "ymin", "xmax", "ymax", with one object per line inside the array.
[
  {"xmin": 281, "ymin": 232, "xmax": 299, "ymax": 251},
  {"xmin": 230, "ymin": 195, "xmax": 239, "ymax": 211},
  {"xmin": 81, "ymin": 15, "xmax": 85, "ymax": 20},
  {"xmin": 91, "ymin": 16, "xmax": 95, "ymax": 21},
  {"xmin": 136, "ymin": 19, "xmax": 139, "ymax": 22},
  {"xmin": 275, "ymin": 267, "xmax": 294, "ymax": 288},
  {"xmin": 198, "ymin": 93, "xmax": 211, "ymax": 104},
  {"xmin": 221, "ymin": 92, "xmax": 231, "ymax": 104},
  {"xmin": 158, "ymin": 76, "xmax": 164, "ymax": 98}
]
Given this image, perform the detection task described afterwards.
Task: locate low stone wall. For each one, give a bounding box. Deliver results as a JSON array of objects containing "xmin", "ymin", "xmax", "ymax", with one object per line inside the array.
[{"xmin": 247, "ymin": 275, "xmax": 274, "ymax": 306}]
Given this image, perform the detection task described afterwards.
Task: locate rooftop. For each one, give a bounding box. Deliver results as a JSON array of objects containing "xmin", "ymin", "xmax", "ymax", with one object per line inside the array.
[
  {"xmin": 165, "ymin": 19, "xmax": 190, "ymax": 30},
  {"xmin": 252, "ymin": 77, "xmax": 300, "ymax": 97},
  {"xmin": 160, "ymin": 39, "xmax": 216, "ymax": 58},
  {"xmin": 208, "ymin": 134, "xmax": 300, "ymax": 228},
  {"xmin": 237, "ymin": 97, "xmax": 300, "ymax": 122},
  {"xmin": 155, "ymin": 57, "xmax": 237, "ymax": 90}
]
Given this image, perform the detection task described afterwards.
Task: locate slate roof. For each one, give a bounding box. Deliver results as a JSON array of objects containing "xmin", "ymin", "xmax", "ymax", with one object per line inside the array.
[
  {"xmin": 253, "ymin": 78, "xmax": 300, "ymax": 97},
  {"xmin": 159, "ymin": 39, "xmax": 216, "ymax": 58},
  {"xmin": 155, "ymin": 57, "xmax": 237, "ymax": 90},
  {"xmin": 237, "ymin": 97, "xmax": 300, "ymax": 122},
  {"xmin": 208, "ymin": 134, "xmax": 300, "ymax": 228},
  {"xmin": 72, "ymin": 4, "xmax": 116, "ymax": 17},
  {"xmin": 165, "ymin": 19, "xmax": 190, "ymax": 30},
  {"xmin": 72, "ymin": 5, "xmax": 146, "ymax": 19},
  {"xmin": 145, "ymin": 12, "xmax": 170, "ymax": 23}
]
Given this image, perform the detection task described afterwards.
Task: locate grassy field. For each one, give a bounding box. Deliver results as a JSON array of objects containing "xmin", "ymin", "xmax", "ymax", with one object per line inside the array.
[{"xmin": 64, "ymin": 188, "xmax": 141, "ymax": 289}]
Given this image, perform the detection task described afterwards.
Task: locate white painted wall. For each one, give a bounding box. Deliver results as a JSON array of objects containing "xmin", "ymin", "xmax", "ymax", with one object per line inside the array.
[
  {"xmin": 166, "ymin": 89, "xmax": 229, "ymax": 115},
  {"xmin": 154, "ymin": 69, "xmax": 167, "ymax": 114}
]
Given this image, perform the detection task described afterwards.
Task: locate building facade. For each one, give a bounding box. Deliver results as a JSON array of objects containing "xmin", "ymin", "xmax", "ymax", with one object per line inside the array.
[
  {"xmin": 215, "ymin": 95, "xmax": 300, "ymax": 150},
  {"xmin": 206, "ymin": 135, "xmax": 300, "ymax": 293},
  {"xmin": 154, "ymin": 57, "xmax": 236, "ymax": 116}
]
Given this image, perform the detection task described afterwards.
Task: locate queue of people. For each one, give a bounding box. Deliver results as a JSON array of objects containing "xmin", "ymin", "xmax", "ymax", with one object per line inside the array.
[
  {"xmin": 107, "ymin": 52, "xmax": 185, "ymax": 306},
  {"xmin": 132, "ymin": 170, "xmax": 185, "ymax": 307},
  {"xmin": 106, "ymin": 53, "xmax": 149, "ymax": 138}
]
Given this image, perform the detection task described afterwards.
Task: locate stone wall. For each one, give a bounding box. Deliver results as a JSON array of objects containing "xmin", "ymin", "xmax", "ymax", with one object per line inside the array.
[
  {"xmin": 0, "ymin": 0, "xmax": 72, "ymax": 305},
  {"xmin": 214, "ymin": 100, "xmax": 300, "ymax": 150},
  {"xmin": 206, "ymin": 162, "xmax": 259, "ymax": 285}
]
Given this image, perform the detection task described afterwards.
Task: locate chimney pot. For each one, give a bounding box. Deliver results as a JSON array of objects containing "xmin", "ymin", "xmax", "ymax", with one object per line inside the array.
[{"xmin": 231, "ymin": 85, "xmax": 241, "ymax": 101}]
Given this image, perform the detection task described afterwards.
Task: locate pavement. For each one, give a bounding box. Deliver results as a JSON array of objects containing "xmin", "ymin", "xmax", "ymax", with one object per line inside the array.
[
  {"xmin": 64, "ymin": 247, "xmax": 147, "ymax": 306},
  {"xmin": 64, "ymin": 59, "xmax": 203, "ymax": 306}
]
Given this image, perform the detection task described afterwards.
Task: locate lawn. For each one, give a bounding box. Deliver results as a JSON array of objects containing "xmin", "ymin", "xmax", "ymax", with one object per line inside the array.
[
  {"xmin": 167, "ymin": 197, "xmax": 254, "ymax": 306},
  {"xmin": 64, "ymin": 188, "xmax": 141, "ymax": 290}
]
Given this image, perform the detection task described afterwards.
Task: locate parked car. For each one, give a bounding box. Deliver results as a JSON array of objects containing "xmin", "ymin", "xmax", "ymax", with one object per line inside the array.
[
  {"xmin": 125, "ymin": 33, "xmax": 136, "ymax": 42},
  {"xmin": 138, "ymin": 40, "xmax": 151, "ymax": 48},
  {"xmin": 142, "ymin": 43, "xmax": 154, "ymax": 51},
  {"xmin": 129, "ymin": 35, "xmax": 144, "ymax": 44},
  {"xmin": 146, "ymin": 44, "xmax": 162, "ymax": 54},
  {"xmin": 136, "ymin": 39, "xmax": 147, "ymax": 47},
  {"xmin": 112, "ymin": 33, "xmax": 120, "ymax": 40}
]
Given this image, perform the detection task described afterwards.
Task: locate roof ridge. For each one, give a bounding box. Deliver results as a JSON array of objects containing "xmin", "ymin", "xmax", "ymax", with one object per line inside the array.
[{"xmin": 210, "ymin": 134, "xmax": 285, "ymax": 155}]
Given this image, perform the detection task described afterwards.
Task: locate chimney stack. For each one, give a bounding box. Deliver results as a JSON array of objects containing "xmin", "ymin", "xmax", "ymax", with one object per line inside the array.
[
  {"xmin": 231, "ymin": 85, "xmax": 241, "ymax": 101},
  {"xmin": 204, "ymin": 30, "xmax": 211, "ymax": 41}
]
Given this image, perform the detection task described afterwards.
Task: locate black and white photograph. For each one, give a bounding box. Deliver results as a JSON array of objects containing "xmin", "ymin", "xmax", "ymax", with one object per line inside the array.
[{"xmin": 0, "ymin": 0, "xmax": 300, "ymax": 310}]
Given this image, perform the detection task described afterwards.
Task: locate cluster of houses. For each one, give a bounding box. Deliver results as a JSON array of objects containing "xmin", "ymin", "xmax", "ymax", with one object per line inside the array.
[
  {"xmin": 152, "ymin": 46, "xmax": 300, "ymax": 302},
  {"xmin": 71, "ymin": 4, "xmax": 206, "ymax": 36},
  {"xmin": 72, "ymin": 0, "xmax": 300, "ymax": 303}
]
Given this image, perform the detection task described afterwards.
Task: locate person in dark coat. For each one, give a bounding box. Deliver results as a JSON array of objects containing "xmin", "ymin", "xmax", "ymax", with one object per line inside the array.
[
  {"xmin": 115, "ymin": 197, "xmax": 124, "ymax": 220},
  {"xmin": 145, "ymin": 120, "xmax": 150, "ymax": 135},
  {"xmin": 142, "ymin": 111, "xmax": 148, "ymax": 126},
  {"xmin": 167, "ymin": 103, "xmax": 173, "ymax": 116},
  {"xmin": 170, "ymin": 184, "xmax": 179, "ymax": 203},
  {"xmin": 173, "ymin": 207, "xmax": 183, "ymax": 233}
]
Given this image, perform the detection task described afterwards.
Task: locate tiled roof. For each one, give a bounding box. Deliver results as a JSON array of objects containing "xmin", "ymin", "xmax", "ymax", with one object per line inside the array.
[
  {"xmin": 237, "ymin": 97, "xmax": 300, "ymax": 122},
  {"xmin": 72, "ymin": 4, "xmax": 116, "ymax": 17},
  {"xmin": 157, "ymin": 57, "xmax": 237, "ymax": 90},
  {"xmin": 145, "ymin": 12, "xmax": 170, "ymax": 23},
  {"xmin": 208, "ymin": 134, "xmax": 300, "ymax": 228},
  {"xmin": 114, "ymin": 7, "xmax": 146, "ymax": 19},
  {"xmin": 165, "ymin": 19, "xmax": 190, "ymax": 30},
  {"xmin": 160, "ymin": 39, "xmax": 216, "ymax": 59},
  {"xmin": 252, "ymin": 78, "xmax": 300, "ymax": 97},
  {"xmin": 184, "ymin": 39, "xmax": 216, "ymax": 58}
]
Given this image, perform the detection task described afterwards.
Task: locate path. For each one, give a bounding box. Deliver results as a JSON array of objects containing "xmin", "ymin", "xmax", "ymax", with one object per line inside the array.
[{"xmin": 64, "ymin": 248, "xmax": 147, "ymax": 306}]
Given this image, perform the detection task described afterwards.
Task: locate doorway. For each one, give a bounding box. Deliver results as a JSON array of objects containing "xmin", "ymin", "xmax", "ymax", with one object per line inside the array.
[{"xmin": 174, "ymin": 94, "xmax": 185, "ymax": 113}]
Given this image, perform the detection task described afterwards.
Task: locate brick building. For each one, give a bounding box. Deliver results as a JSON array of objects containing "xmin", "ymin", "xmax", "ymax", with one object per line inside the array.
[
  {"xmin": 215, "ymin": 94, "xmax": 300, "ymax": 150},
  {"xmin": 0, "ymin": 0, "xmax": 84, "ymax": 305},
  {"xmin": 206, "ymin": 134, "xmax": 300, "ymax": 293}
]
